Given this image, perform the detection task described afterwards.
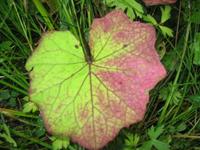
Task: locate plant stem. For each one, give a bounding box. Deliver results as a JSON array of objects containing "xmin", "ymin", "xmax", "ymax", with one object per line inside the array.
[
  {"xmin": 0, "ymin": 108, "xmax": 38, "ymax": 118},
  {"xmin": 12, "ymin": 1, "xmax": 33, "ymax": 51},
  {"xmin": 0, "ymin": 80, "xmax": 28, "ymax": 95},
  {"xmin": 173, "ymin": 134, "xmax": 200, "ymax": 139},
  {"xmin": 158, "ymin": 21, "xmax": 191, "ymax": 125},
  {"xmin": 70, "ymin": 0, "xmax": 93, "ymax": 63},
  {"xmin": 32, "ymin": 0, "xmax": 54, "ymax": 30}
]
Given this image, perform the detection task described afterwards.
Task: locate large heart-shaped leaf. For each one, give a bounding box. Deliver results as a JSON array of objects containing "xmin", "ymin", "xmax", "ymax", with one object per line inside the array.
[
  {"xmin": 26, "ymin": 10, "xmax": 166, "ymax": 150},
  {"xmin": 143, "ymin": 0, "xmax": 176, "ymax": 5}
]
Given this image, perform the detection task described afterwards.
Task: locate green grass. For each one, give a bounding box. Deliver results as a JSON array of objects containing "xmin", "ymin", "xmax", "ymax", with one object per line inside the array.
[{"xmin": 0, "ymin": 0, "xmax": 200, "ymax": 149}]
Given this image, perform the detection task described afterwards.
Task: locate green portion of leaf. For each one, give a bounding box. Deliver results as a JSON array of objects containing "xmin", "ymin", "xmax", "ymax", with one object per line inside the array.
[
  {"xmin": 159, "ymin": 83, "xmax": 182, "ymax": 105},
  {"xmin": 140, "ymin": 126, "xmax": 170, "ymax": 150},
  {"xmin": 124, "ymin": 132, "xmax": 140, "ymax": 148},
  {"xmin": 23, "ymin": 102, "xmax": 38, "ymax": 113},
  {"xmin": 104, "ymin": 0, "xmax": 144, "ymax": 19},
  {"xmin": 140, "ymin": 141, "xmax": 153, "ymax": 150},
  {"xmin": 26, "ymin": 31, "xmax": 88, "ymax": 139},
  {"xmin": 158, "ymin": 25, "xmax": 173, "ymax": 37},
  {"xmin": 143, "ymin": 14, "xmax": 158, "ymax": 26},
  {"xmin": 148, "ymin": 126, "xmax": 164, "ymax": 139},
  {"xmin": 51, "ymin": 137, "xmax": 70, "ymax": 150},
  {"xmin": 160, "ymin": 6, "xmax": 171, "ymax": 24},
  {"xmin": 153, "ymin": 139, "xmax": 170, "ymax": 150},
  {"xmin": 142, "ymin": 6, "xmax": 173, "ymax": 38}
]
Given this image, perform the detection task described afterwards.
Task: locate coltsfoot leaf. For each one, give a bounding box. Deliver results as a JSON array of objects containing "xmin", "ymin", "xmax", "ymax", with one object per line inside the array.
[{"xmin": 26, "ymin": 10, "xmax": 166, "ymax": 150}]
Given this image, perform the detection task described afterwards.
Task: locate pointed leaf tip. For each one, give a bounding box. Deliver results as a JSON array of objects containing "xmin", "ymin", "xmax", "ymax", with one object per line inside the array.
[{"xmin": 26, "ymin": 10, "xmax": 166, "ymax": 150}]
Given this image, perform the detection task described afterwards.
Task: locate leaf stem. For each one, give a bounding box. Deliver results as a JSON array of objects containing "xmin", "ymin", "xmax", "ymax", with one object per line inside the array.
[
  {"xmin": 70, "ymin": 0, "xmax": 93, "ymax": 63},
  {"xmin": 32, "ymin": 0, "xmax": 54, "ymax": 30}
]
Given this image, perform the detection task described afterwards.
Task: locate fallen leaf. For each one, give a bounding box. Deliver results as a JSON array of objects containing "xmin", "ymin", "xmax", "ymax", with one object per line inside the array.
[{"xmin": 26, "ymin": 10, "xmax": 166, "ymax": 150}]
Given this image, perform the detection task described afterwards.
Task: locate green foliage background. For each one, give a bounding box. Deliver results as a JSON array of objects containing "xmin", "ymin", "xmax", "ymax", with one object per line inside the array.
[{"xmin": 0, "ymin": 0, "xmax": 200, "ymax": 149}]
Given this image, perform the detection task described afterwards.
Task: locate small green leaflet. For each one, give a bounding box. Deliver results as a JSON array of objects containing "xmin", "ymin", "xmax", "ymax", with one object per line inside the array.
[
  {"xmin": 140, "ymin": 126, "xmax": 170, "ymax": 150},
  {"xmin": 50, "ymin": 136, "xmax": 70, "ymax": 150},
  {"xmin": 142, "ymin": 6, "xmax": 173, "ymax": 38},
  {"xmin": 143, "ymin": 14, "xmax": 158, "ymax": 26},
  {"xmin": 104, "ymin": 0, "xmax": 144, "ymax": 19},
  {"xmin": 160, "ymin": 6, "xmax": 172, "ymax": 24},
  {"xmin": 26, "ymin": 10, "xmax": 166, "ymax": 150}
]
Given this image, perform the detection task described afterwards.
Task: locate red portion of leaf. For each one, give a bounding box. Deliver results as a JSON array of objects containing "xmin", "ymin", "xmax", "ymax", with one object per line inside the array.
[
  {"xmin": 143, "ymin": 0, "xmax": 177, "ymax": 5},
  {"xmin": 92, "ymin": 10, "xmax": 166, "ymax": 123},
  {"xmin": 71, "ymin": 10, "xmax": 166, "ymax": 149}
]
